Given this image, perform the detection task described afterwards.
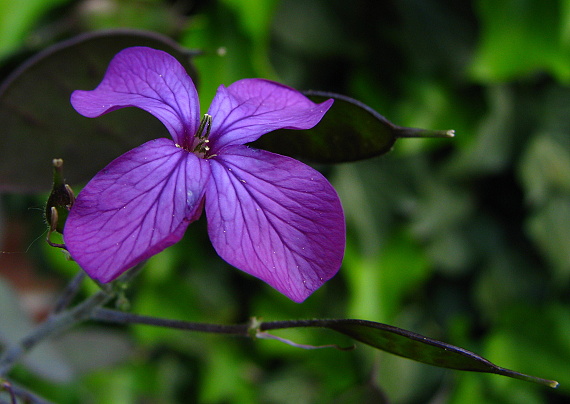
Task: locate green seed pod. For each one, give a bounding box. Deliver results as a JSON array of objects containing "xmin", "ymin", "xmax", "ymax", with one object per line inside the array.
[{"xmin": 253, "ymin": 91, "xmax": 454, "ymax": 163}]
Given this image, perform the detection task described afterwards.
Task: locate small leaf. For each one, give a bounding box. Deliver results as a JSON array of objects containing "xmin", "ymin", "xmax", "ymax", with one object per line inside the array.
[
  {"xmin": 252, "ymin": 91, "xmax": 454, "ymax": 163},
  {"xmin": 261, "ymin": 319, "xmax": 558, "ymax": 388},
  {"xmin": 0, "ymin": 29, "xmax": 198, "ymax": 193}
]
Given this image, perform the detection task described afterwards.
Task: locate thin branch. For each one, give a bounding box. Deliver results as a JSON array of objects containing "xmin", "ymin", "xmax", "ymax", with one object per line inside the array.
[
  {"xmin": 1, "ymin": 379, "xmax": 56, "ymax": 404},
  {"xmin": 90, "ymin": 308, "xmax": 250, "ymax": 336},
  {"xmin": 89, "ymin": 311, "xmax": 352, "ymax": 337},
  {"xmin": 51, "ymin": 271, "xmax": 86, "ymax": 314},
  {"xmin": 260, "ymin": 319, "xmax": 326, "ymax": 331}
]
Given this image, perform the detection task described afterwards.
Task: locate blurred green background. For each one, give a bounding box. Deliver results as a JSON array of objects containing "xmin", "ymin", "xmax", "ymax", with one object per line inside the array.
[{"xmin": 1, "ymin": 0, "xmax": 570, "ymax": 403}]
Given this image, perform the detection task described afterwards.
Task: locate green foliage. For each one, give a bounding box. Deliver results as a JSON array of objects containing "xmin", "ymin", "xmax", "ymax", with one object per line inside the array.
[
  {"xmin": 1, "ymin": 0, "xmax": 570, "ymax": 403},
  {"xmin": 0, "ymin": 0, "xmax": 71, "ymax": 61},
  {"xmin": 471, "ymin": 0, "xmax": 570, "ymax": 83}
]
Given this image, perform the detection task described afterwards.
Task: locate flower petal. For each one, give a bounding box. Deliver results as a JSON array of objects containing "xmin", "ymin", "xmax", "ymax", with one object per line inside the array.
[
  {"xmin": 64, "ymin": 139, "xmax": 210, "ymax": 282},
  {"xmin": 70, "ymin": 47, "xmax": 200, "ymax": 146},
  {"xmin": 205, "ymin": 146, "xmax": 345, "ymax": 302},
  {"xmin": 207, "ymin": 79, "xmax": 333, "ymax": 151}
]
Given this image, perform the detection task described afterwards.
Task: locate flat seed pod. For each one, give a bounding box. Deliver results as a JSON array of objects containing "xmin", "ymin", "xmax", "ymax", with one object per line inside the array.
[{"xmin": 253, "ymin": 91, "xmax": 454, "ymax": 163}]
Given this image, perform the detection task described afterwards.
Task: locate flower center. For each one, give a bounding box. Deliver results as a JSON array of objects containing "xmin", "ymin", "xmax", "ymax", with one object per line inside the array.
[
  {"xmin": 180, "ymin": 114, "xmax": 212, "ymax": 158},
  {"xmin": 176, "ymin": 114, "xmax": 216, "ymax": 157}
]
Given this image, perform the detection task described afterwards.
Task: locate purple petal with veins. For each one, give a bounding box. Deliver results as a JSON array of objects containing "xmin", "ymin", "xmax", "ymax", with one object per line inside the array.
[
  {"xmin": 205, "ymin": 146, "xmax": 345, "ymax": 302},
  {"xmin": 207, "ymin": 79, "xmax": 334, "ymax": 152},
  {"xmin": 64, "ymin": 138, "xmax": 210, "ymax": 282},
  {"xmin": 70, "ymin": 47, "xmax": 200, "ymax": 146}
]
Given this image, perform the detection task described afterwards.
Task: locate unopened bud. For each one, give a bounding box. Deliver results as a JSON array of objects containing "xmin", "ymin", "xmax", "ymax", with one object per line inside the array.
[{"xmin": 45, "ymin": 159, "xmax": 74, "ymax": 247}]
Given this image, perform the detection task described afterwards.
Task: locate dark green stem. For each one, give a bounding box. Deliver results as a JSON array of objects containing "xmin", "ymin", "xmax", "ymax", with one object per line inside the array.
[
  {"xmin": 394, "ymin": 126, "xmax": 455, "ymax": 138},
  {"xmin": 91, "ymin": 308, "xmax": 249, "ymax": 335}
]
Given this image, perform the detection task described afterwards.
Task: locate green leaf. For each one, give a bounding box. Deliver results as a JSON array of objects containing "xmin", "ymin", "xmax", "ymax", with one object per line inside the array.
[
  {"xmin": 527, "ymin": 196, "xmax": 570, "ymax": 283},
  {"xmin": 252, "ymin": 91, "xmax": 454, "ymax": 163},
  {"xmin": 0, "ymin": 29, "xmax": 197, "ymax": 193},
  {"xmin": 470, "ymin": 0, "xmax": 570, "ymax": 83},
  {"xmin": 519, "ymin": 135, "xmax": 570, "ymax": 205},
  {"xmin": 261, "ymin": 319, "xmax": 559, "ymax": 388}
]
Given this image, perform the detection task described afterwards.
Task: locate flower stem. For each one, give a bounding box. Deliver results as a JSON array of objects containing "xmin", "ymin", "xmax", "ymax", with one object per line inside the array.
[
  {"xmin": 1, "ymin": 379, "xmax": 55, "ymax": 404},
  {"xmin": 90, "ymin": 308, "xmax": 249, "ymax": 335},
  {"xmin": 394, "ymin": 126, "xmax": 455, "ymax": 138}
]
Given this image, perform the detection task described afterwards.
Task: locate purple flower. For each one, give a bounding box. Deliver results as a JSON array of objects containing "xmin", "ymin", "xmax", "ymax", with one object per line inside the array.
[{"xmin": 63, "ymin": 47, "xmax": 345, "ymax": 302}]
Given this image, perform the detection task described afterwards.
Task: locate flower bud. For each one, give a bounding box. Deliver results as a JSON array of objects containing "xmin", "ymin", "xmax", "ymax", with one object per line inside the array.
[{"xmin": 45, "ymin": 158, "xmax": 75, "ymax": 235}]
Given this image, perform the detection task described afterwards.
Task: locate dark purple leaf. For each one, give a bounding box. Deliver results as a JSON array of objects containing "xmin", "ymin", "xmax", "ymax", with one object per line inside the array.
[
  {"xmin": 0, "ymin": 29, "xmax": 198, "ymax": 193},
  {"xmin": 252, "ymin": 91, "xmax": 454, "ymax": 163}
]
